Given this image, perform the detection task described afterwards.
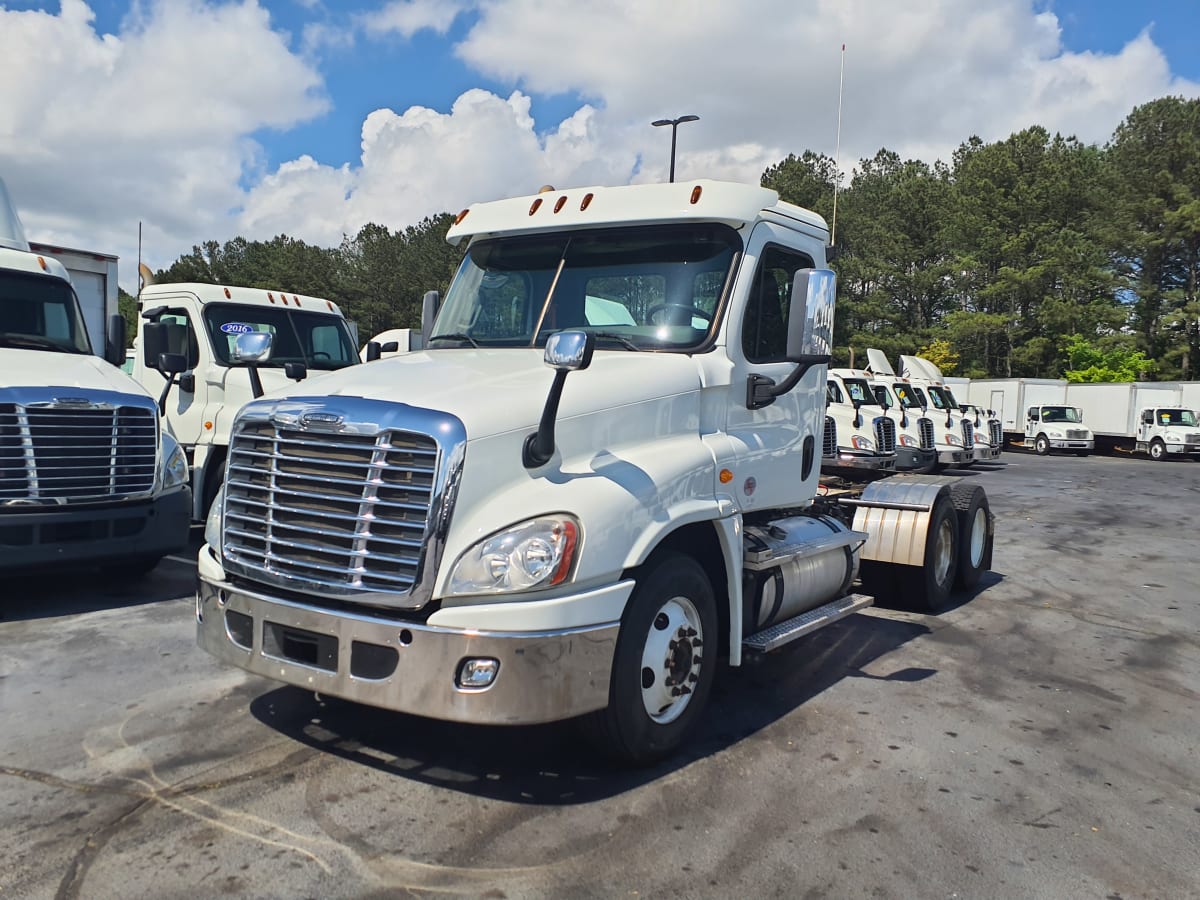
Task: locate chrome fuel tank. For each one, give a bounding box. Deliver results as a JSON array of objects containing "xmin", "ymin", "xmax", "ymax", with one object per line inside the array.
[{"xmin": 742, "ymin": 515, "xmax": 864, "ymax": 633}]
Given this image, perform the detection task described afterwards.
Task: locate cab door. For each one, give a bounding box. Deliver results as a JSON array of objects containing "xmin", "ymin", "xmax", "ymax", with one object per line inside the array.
[{"xmin": 724, "ymin": 222, "xmax": 828, "ymax": 511}]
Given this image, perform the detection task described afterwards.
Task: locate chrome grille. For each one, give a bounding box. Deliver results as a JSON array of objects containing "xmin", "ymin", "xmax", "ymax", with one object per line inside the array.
[
  {"xmin": 961, "ymin": 420, "xmax": 975, "ymax": 450},
  {"xmin": 918, "ymin": 417, "xmax": 935, "ymax": 450},
  {"xmin": 222, "ymin": 420, "xmax": 439, "ymax": 597},
  {"xmin": 0, "ymin": 402, "xmax": 156, "ymax": 503},
  {"xmin": 1188, "ymin": 433, "xmax": 1200, "ymax": 443},
  {"xmin": 1066, "ymin": 429, "xmax": 1088, "ymax": 440},
  {"xmin": 823, "ymin": 416, "xmax": 836, "ymax": 458},
  {"xmin": 873, "ymin": 417, "xmax": 896, "ymax": 453},
  {"xmin": 989, "ymin": 420, "xmax": 1003, "ymax": 447}
]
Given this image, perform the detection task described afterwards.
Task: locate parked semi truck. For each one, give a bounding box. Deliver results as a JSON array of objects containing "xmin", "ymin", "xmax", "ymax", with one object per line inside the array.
[
  {"xmin": 196, "ymin": 181, "xmax": 994, "ymax": 763},
  {"xmin": 865, "ymin": 378, "xmax": 939, "ymax": 472},
  {"xmin": 129, "ymin": 280, "xmax": 361, "ymax": 520},
  {"xmin": 823, "ymin": 368, "xmax": 897, "ymax": 474},
  {"xmin": 0, "ymin": 178, "xmax": 191, "ymax": 573},
  {"xmin": 361, "ymin": 327, "xmax": 422, "ymax": 362},
  {"xmin": 864, "ymin": 350, "xmax": 973, "ymax": 468},
  {"xmin": 1065, "ymin": 382, "xmax": 1199, "ymax": 460}
]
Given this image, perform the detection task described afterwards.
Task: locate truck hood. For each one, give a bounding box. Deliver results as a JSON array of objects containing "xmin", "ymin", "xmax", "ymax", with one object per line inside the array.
[
  {"xmin": 0, "ymin": 349, "xmax": 154, "ymax": 398},
  {"xmin": 266, "ymin": 348, "xmax": 705, "ymax": 439}
]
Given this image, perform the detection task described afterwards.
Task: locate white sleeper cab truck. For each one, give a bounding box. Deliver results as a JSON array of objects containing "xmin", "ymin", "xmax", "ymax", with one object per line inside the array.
[
  {"xmin": 130, "ymin": 281, "xmax": 361, "ymax": 520},
  {"xmin": 1023, "ymin": 404, "xmax": 1093, "ymax": 456},
  {"xmin": 866, "ymin": 350, "xmax": 972, "ymax": 469},
  {"xmin": 898, "ymin": 355, "xmax": 984, "ymax": 464},
  {"xmin": 823, "ymin": 369, "xmax": 897, "ymax": 474},
  {"xmin": 196, "ymin": 181, "xmax": 994, "ymax": 763},
  {"xmin": 0, "ymin": 178, "xmax": 190, "ymax": 574}
]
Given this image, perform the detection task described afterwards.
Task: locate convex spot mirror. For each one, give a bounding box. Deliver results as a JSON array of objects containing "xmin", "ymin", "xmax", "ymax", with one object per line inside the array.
[{"xmin": 232, "ymin": 331, "xmax": 273, "ymax": 364}]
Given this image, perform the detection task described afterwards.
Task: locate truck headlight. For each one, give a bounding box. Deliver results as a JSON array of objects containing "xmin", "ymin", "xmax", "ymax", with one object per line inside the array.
[
  {"xmin": 161, "ymin": 433, "xmax": 189, "ymax": 489},
  {"xmin": 850, "ymin": 435, "xmax": 875, "ymax": 451},
  {"xmin": 898, "ymin": 434, "xmax": 917, "ymax": 447},
  {"xmin": 1167, "ymin": 434, "xmax": 1182, "ymax": 442},
  {"xmin": 945, "ymin": 434, "xmax": 962, "ymax": 447},
  {"xmin": 448, "ymin": 516, "xmax": 580, "ymax": 596},
  {"xmin": 1046, "ymin": 430, "xmax": 1063, "ymax": 439},
  {"xmin": 204, "ymin": 485, "xmax": 225, "ymax": 550}
]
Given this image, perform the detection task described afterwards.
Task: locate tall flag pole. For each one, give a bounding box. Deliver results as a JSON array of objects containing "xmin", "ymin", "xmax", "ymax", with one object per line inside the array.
[{"xmin": 831, "ymin": 42, "xmax": 845, "ymax": 247}]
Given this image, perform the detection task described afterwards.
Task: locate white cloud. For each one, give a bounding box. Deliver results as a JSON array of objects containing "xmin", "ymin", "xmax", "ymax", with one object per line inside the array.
[
  {"xmin": 3, "ymin": 0, "xmax": 1198, "ymax": 294},
  {"xmin": 0, "ymin": 0, "xmax": 326, "ymax": 283},
  {"xmin": 359, "ymin": 0, "xmax": 469, "ymax": 38}
]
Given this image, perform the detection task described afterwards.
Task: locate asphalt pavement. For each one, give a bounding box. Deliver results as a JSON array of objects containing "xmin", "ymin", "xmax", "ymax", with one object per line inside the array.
[{"xmin": 1, "ymin": 453, "xmax": 1198, "ymax": 899}]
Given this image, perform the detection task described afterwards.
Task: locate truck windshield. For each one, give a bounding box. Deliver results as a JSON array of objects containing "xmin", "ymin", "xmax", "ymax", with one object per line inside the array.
[
  {"xmin": 926, "ymin": 385, "xmax": 955, "ymax": 410},
  {"xmin": 0, "ymin": 271, "xmax": 91, "ymax": 354},
  {"xmin": 892, "ymin": 383, "xmax": 927, "ymax": 409},
  {"xmin": 1041, "ymin": 406, "xmax": 1081, "ymax": 424},
  {"xmin": 430, "ymin": 223, "xmax": 740, "ymax": 351},
  {"xmin": 202, "ymin": 304, "xmax": 358, "ymax": 370},
  {"xmin": 841, "ymin": 378, "xmax": 879, "ymax": 406},
  {"xmin": 1158, "ymin": 409, "xmax": 1197, "ymax": 426}
]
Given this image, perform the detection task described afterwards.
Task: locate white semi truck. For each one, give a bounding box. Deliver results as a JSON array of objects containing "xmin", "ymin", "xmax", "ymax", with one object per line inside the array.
[
  {"xmin": 196, "ymin": 181, "xmax": 994, "ymax": 763},
  {"xmin": 0, "ymin": 178, "xmax": 191, "ymax": 574},
  {"xmin": 864, "ymin": 350, "xmax": 974, "ymax": 468},
  {"xmin": 129, "ymin": 281, "xmax": 361, "ymax": 520},
  {"xmin": 823, "ymin": 368, "xmax": 897, "ymax": 474},
  {"xmin": 1065, "ymin": 382, "xmax": 1200, "ymax": 460}
]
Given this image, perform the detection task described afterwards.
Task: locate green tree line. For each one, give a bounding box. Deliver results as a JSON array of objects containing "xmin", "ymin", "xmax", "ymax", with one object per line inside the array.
[{"xmin": 146, "ymin": 96, "xmax": 1198, "ymax": 380}]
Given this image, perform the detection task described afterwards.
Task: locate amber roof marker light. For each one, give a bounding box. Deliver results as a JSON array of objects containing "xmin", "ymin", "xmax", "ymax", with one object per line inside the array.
[{"xmin": 650, "ymin": 115, "xmax": 699, "ymax": 183}]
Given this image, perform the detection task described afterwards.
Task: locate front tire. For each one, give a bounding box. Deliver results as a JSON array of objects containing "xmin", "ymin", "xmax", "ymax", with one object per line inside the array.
[
  {"xmin": 583, "ymin": 552, "xmax": 718, "ymax": 765},
  {"xmin": 1149, "ymin": 440, "xmax": 1166, "ymax": 461},
  {"xmin": 1035, "ymin": 434, "xmax": 1050, "ymax": 456}
]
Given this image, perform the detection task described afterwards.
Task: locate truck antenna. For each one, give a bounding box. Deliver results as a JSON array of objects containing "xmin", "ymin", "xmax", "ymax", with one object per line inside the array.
[
  {"xmin": 831, "ymin": 42, "xmax": 845, "ymax": 247},
  {"xmin": 137, "ymin": 220, "xmax": 143, "ymax": 300}
]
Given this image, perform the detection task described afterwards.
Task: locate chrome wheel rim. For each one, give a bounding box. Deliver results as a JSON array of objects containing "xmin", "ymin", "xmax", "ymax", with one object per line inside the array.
[
  {"xmin": 969, "ymin": 507, "xmax": 987, "ymax": 567},
  {"xmin": 933, "ymin": 518, "xmax": 955, "ymax": 586},
  {"xmin": 640, "ymin": 596, "xmax": 703, "ymax": 724}
]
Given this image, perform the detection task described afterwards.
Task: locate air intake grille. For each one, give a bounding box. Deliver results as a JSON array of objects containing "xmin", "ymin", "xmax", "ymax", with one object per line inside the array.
[
  {"xmin": 961, "ymin": 420, "xmax": 975, "ymax": 450},
  {"xmin": 918, "ymin": 417, "xmax": 935, "ymax": 450},
  {"xmin": 873, "ymin": 417, "xmax": 897, "ymax": 453},
  {"xmin": 1066, "ymin": 429, "xmax": 1088, "ymax": 441},
  {"xmin": 0, "ymin": 403, "xmax": 157, "ymax": 503},
  {"xmin": 823, "ymin": 416, "xmax": 836, "ymax": 458},
  {"xmin": 222, "ymin": 420, "xmax": 439, "ymax": 596},
  {"xmin": 989, "ymin": 420, "xmax": 1003, "ymax": 447}
]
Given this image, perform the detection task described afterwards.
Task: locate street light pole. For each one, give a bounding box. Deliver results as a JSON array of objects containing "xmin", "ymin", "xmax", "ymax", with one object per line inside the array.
[{"xmin": 651, "ymin": 115, "xmax": 699, "ymax": 182}]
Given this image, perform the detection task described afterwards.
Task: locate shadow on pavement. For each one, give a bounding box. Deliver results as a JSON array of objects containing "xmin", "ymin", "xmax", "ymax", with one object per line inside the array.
[
  {"xmin": 0, "ymin": 527, "xmax": 202, "ymax": 622},
  {"xmin": 249, "ymin": 611, "xmax": 932, "ymax": 805}
]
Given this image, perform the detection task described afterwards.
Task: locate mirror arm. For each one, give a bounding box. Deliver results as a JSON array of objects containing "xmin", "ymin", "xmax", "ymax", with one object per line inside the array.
[
  {"xmin": 746, "ymin": 354, "xmax": 831, "ymax": 410},
  {"xmin": 247, "ymin": 365, "xmax": 264, "ymax": 399},
  {"xmin": 523, "ymin": 369, "xmax": 569, "ymax": 468},
  {"xmin": 157, "ymin": 377, "xmax": 174, "ymax": 416}
]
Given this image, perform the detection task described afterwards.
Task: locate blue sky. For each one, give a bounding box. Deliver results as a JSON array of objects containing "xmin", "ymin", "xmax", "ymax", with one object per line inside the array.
[{"xmin": 1, "ymin": 0, "xmax": 1198, "ymax": 286}]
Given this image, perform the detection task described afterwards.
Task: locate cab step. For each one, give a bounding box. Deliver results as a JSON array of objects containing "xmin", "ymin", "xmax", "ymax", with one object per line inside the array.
[{"xmin": 742, "ymin": 593, "xmax": 874, "ymax": 653}]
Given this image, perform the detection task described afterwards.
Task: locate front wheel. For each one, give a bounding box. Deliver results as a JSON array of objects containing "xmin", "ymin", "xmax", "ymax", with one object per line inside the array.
[
  {"xmin": 1035, "ymin": 434, "xmax": 1050, "ymax": 456},
  {"xmin": 582, "ymin": 552, "xmax": 718, "ymax": 765},
  {"xmin": 1149, "ymin": 440, "xmax": 1166, "ymax": 461}
]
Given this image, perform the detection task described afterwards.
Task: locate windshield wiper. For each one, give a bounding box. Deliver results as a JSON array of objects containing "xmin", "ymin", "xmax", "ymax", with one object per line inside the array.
[
  {"xmin": 590, "ymin": 331, "xmax": 642, "ymax": 351},
  {"xmin": 430, "ymin": 332, "xmax": 480, "ymax": 348},
  {"xmin": 0, "ymin": 333, "xmax": 86, "ymax": 354}
]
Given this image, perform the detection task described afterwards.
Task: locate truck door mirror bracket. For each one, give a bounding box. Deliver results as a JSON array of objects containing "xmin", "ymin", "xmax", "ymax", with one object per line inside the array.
[
  {"xmin": 524, "ymin": 331, "xmax": 595, "ymax": 469},
  {"xmin": 746, "ymin": 355, "xmax": 831, "ymax": 410}
]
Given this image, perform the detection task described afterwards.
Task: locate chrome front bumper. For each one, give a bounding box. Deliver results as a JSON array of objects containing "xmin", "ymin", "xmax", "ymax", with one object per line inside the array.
[
  {"xmin": 196, "ymin": 571, "xmax": 620, "ymax": 725},
  {"xmin": 823, "ymin": 449, "xmax": 897, "ymax": 471},
  {"xmin": 1049, "ymin": 440, "xmax": 1093, "ymax": 450},
  {"xmin": 973, "ymin": 445, "xmax": 1003, "ymax": 461},
  {"xmin": 937, "ymin": 448, "xmax": 972, "ymax": 464}
]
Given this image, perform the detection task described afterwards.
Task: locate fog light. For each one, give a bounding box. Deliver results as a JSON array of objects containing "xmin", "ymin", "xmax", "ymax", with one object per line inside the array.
[{"xmin": 457, "ymin": 658, "xmax": 499, "ymax": 689}]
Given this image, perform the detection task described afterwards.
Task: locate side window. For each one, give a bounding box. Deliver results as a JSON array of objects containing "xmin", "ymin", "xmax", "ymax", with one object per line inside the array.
[
  {"xmin": 1142, "ymin": 410, "xmax": 1154, "ymax": 424},
  {"xmin": 741, "ymin": 244, "xmax": 814, "ymax": 363},
  {"xmin": 826, "ymin": 381, "xmax": 844, "ymax": 404}
]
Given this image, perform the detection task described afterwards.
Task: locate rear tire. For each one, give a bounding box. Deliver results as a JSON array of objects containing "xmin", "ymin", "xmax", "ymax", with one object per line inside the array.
[
  {"xmin": 949, "ymin": 483, "xmax": 991, "ymax": 591},
  {"xmin": 581, "ymin": 552, "xmax": 718, "ymax": 765},
  {"xmin": 904, "ymin": 493, "xmax": 959, "ymax": 613}
]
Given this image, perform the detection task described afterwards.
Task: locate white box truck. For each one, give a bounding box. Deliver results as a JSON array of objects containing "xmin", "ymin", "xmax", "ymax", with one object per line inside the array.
[
  {"xmin": 195, "ymin": 180, "xmax": 996, "ymax": 763},
  {"xmin": 0, "ymin": 178, "xmax": 191, "ymax": 574},
  {"xmin": 966, "ymin": 378, "xmax": 1068, "ymax": 438},
  {"xmin": 1065, "ymin": 382, "xmax": 1200, "ymax": 459},
  {"xmin": 27, "ymin": 241, "xmax": 118, "ymax": 355}
]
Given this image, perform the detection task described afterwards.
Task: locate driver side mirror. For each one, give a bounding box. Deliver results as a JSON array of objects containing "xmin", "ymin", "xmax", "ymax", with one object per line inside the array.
[
  {"xmin": 747, "ymin": 269, "xmax": 835, "ymax": 410},
  {"xmin": 105, "ymin": 314, "xmax": 126, "ymax": 367},
  {"xmin": 231, "ymin": 331, "xmax": 273, "ymax": 363}
]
